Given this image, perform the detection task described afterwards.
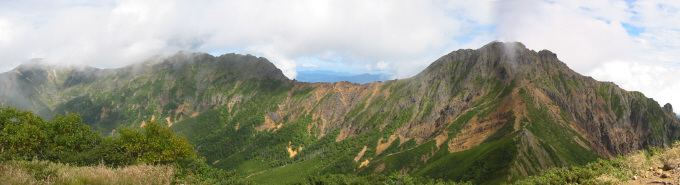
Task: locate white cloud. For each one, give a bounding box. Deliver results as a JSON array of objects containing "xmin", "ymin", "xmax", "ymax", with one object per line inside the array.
[
  {"xmin": 376, "ymin": 61, "xmax": 388, "ymax": 70},
  {"xmin": 493, "ymin": 0, "xmax": 680, "ymax": 114},
  {"xmin": 1, "ymin": 0, "xmax": 680, "ymax": 114},
  {"xmin": 301, "ymin": 63, "xmax": 319, "ymax": 68},
  {"xmin": 591, "ymin": 61, "xmax": 680, "ymax": 113},
  {"xmin": 0, "ymin": 16, "xmax": 33, "ymax": 68},
  {"xmin": 495, "ymin": 0, "xmax": 637, "ymax": 73},
  {"xmin": 630, "ymin": 1, "xmax": 680, "ymax": 29},
  {"xmin": 0, "ymin": 0, "xmax": 495, "ymax": 79}
]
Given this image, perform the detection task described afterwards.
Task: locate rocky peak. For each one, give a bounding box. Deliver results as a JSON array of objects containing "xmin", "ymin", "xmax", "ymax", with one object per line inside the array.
[
  {"xmin": 477, "ymin": 41, "xmax": 529, "ymax": 57},
  {"xmin": 664, "ymin": 103, "xmax": 675, "ymax": 116},
  {"xmin": 416, "ymin": 41, "xmax": 573, "ymax": 85},
  {"xmin": 213, "ymin": 53, "xmax": 289, "ymax": 81}
]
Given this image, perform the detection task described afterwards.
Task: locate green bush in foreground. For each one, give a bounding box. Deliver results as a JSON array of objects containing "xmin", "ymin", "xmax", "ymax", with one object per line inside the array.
[
  {"xmin": 118, "ymin": 121, "xmax": 195, "ymax": 164},
  {"xmin": 0, "ymin": 106, "xmax": 194, "ymax": 166},
  {"xmin": 0, "ymin": 107, "xmax": 101, "ymax": 164},
  {"xmin": 173, "ymin": 157, "xmax": 253, "ymax": 184},
  {"xmin": 0, "ymin": 106, "xmax": 251, "ymax": 184}
]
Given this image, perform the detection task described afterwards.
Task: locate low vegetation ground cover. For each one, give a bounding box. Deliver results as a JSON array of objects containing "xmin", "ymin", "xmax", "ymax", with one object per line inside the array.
[{"xmin": 514, "ymin": 142, "xmax": 680, "ymax": 184}]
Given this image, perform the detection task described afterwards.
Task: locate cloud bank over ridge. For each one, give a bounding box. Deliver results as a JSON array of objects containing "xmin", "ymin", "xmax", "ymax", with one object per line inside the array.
[
  {"xmin": 0, "ymin": 0, "xmax": 495, "ymax": 79},
  {"xmin": 1, "ymin": 0, "xmax": 680, "ymax": 113},
  {"xmin": 493, "ymin": 0, "xmax": 680, "ymax": 114}
]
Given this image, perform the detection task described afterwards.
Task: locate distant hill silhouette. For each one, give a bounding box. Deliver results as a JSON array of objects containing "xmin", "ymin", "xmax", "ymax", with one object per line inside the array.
[{"xmin": 296, "ymin": 70, "xmax": 390, "ymax": 84}]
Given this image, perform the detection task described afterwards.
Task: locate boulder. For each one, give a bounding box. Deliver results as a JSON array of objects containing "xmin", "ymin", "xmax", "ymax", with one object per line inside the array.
[{"xmin": 662, "ymin": 160, "xmax": 678, "ymax": 171}]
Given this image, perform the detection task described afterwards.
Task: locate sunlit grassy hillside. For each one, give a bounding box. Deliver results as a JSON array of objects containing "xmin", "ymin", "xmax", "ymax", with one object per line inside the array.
[{"xmin": 514, "ymin": 142, "xmax": 680, "ymax": 184}]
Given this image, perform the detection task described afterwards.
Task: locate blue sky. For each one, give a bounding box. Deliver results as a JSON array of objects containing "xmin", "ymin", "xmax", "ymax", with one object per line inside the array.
[
  {"xmin": 622, "ymin": 23, "xmax": 644, "ymax": 36},
  {"xmin": 0, "ymin": 0, "xmax": 679, "ymax": 113}
]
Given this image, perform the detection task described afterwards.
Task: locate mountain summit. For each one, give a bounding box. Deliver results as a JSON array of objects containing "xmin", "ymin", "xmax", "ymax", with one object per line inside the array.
[{"xmin": 0, "ymin": 42, "xmax": 677, "ymax": 184}]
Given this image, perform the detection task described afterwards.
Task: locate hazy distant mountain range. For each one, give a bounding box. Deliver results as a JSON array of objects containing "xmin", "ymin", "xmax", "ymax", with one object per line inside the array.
[{"xmin": 296, "ymin": 70, "xmax": 390, "ymax": 84}]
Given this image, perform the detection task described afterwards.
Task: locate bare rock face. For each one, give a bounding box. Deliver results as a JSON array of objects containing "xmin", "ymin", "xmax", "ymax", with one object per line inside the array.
[
  {"xmin": 664, "ymin": 103, "xmax": 674, "ymax": 113},
  {"xmin": 664, "ymin": 103, "xmax": 676, "ymax": 118}
]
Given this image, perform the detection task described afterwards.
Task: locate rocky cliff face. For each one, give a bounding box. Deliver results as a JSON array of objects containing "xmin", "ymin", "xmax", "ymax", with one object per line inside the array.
[{"xmin": 1, "ymin": 42, "xmax": 678, "ymax": 184}]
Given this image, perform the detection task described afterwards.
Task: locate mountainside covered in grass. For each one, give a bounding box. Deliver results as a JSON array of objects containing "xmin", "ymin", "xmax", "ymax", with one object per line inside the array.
[
  {"xmin": 0, "ymin": 52, "xmax": 287, "ymax": 132},
  {"xmin": 514, "ymin": 141, "xmax": 680, "ymax": 184},
  {"xmin": 1, "ymin": 42, "xmax": 678, "ymax": 184}
]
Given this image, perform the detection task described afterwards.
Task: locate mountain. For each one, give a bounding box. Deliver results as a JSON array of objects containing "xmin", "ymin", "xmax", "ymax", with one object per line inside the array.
[
  {"xmin": 0, "ymin": 42, "xmax": 678, "ymax": 184},
  {"xmin": 0, "ymin": 52, "xmax": 287, "ymax": 132},
  {"xmin": 296, "ymin": 70, "xmax": 390, "ymax": 84}
]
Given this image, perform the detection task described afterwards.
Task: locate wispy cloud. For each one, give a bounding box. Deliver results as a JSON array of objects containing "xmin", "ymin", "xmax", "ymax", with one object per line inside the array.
[
  {"xmin": 301, "ymin": 63, "xmax": 319, "ymax": 68},
  {"xmin": 0, "ymin": 0, "xmax": 494, "ymax": 79},
  {"xmin": 494, "ymin": 0, "xmax": 680, "ymax": 113}
]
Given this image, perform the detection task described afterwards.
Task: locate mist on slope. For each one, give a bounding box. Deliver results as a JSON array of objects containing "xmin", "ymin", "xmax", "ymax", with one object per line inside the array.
[{"xmin": 0, "ymin": 0, "xmax": 496, "ymax": 80}]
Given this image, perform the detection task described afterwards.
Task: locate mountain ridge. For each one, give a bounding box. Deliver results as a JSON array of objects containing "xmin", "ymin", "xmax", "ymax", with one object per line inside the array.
[
  {"xmin": 296, "ymin": 70, "xmax": 390, "ymax": 84},
  {"xmin": 0, "ymin": 41, "xmax": 677, "ymax": 184}
]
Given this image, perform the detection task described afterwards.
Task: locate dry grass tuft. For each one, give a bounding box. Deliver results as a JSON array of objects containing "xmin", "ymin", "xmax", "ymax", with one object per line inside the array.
[
  {"xmin": 595, "ymin": 174, "xmax": 620, "ymax": 184},
  {"xmin": 0, "ymin": 160, "xmax": 174, "ymax": 185},
  {"xmin": 621, "ymin": 142, "xmax": 680, "ymax": 173},
  {"xmin": 623, "ymin": 150, "xmax": 648, "ymax": 171},
  {"xmin": 661, "ymin": 141, "xmax": 680, "ymax": 163},
  {"xmin": 0, "ymin": 163, "xmax": 39, "ymax": 184}
]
